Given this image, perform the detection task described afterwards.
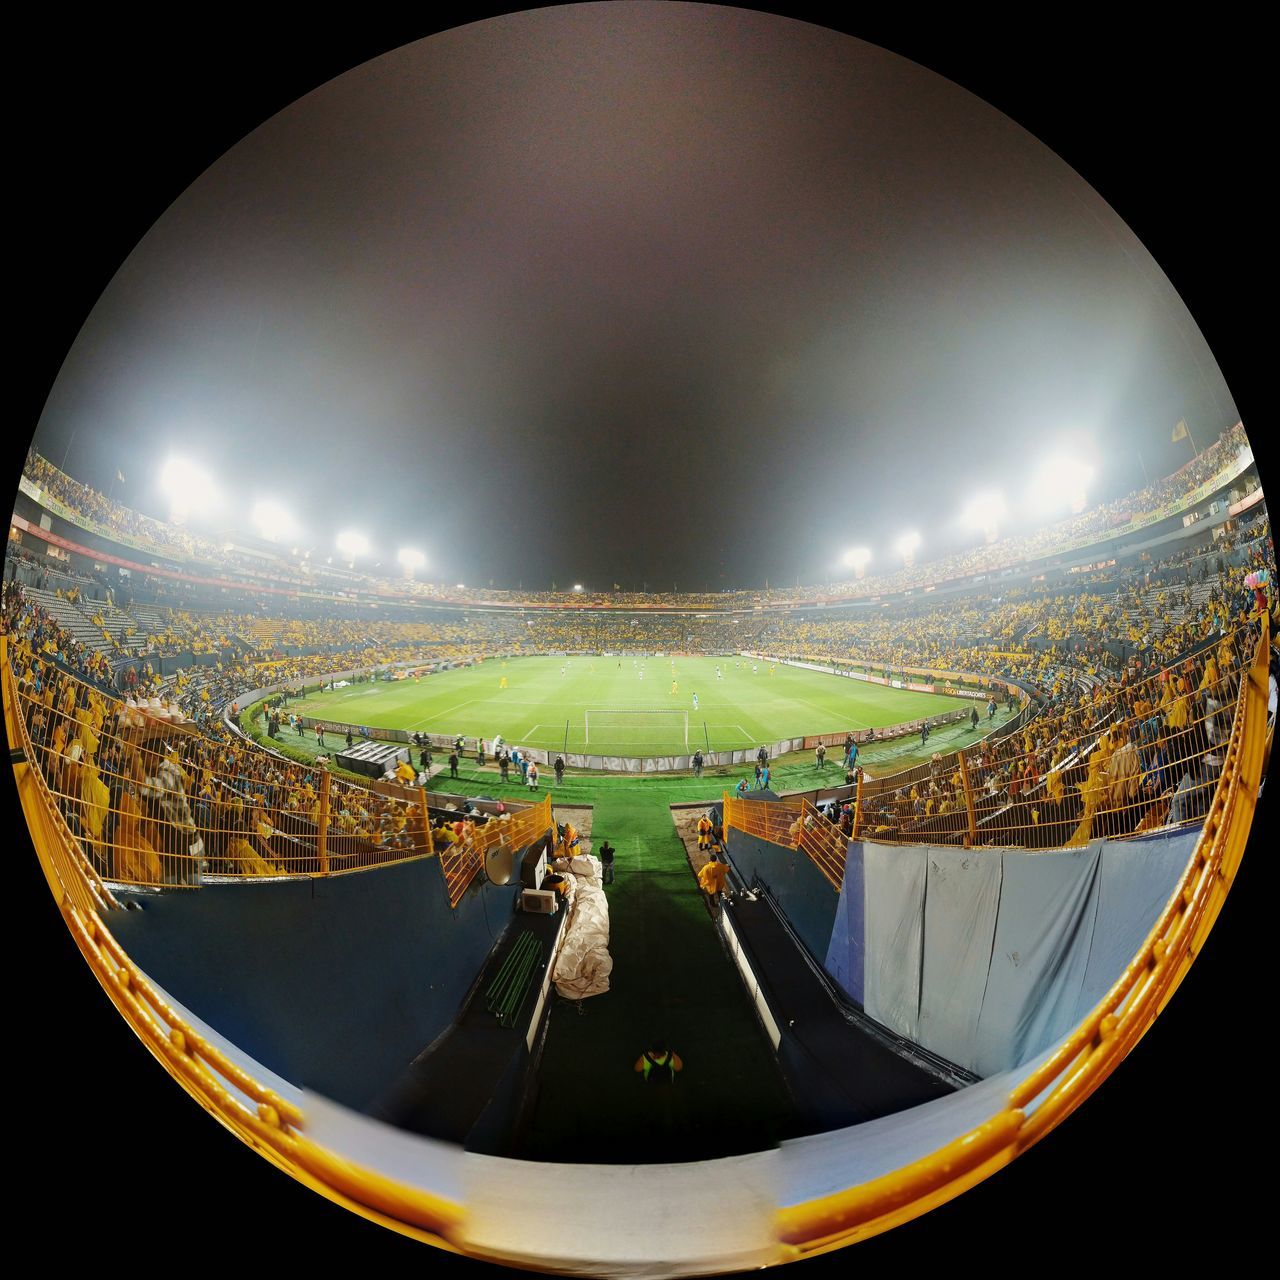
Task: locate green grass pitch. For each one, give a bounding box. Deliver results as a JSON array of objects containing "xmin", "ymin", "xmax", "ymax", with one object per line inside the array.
[{"xmin": 290, "ymin": 656, "xmax": 977, "ymax": 757}]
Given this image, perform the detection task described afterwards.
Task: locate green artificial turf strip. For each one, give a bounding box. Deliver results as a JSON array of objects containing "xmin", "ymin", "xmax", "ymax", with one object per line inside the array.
[{"xmin": 514, "ymin": 786, "xmax": 796, "ymax": 1164}]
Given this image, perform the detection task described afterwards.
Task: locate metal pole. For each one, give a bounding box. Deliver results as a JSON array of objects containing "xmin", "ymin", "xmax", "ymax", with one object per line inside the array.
[
  {"xmin": 852, "ymin": 769, "xmax": 864, "ymax": 841},
  {"xmin": 419, "ymin": 786, "xmax": 433, "ymax": 856},
  {"xmin": 317, "ymin": 767, "xmax": 331, "ymax": 874},
  {"xmin": 957, "ymin": 749, "xmax": 978, "ymax": 846}
]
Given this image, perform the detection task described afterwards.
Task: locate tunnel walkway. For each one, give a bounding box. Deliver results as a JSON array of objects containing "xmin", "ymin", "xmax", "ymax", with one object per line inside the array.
[{"xmin": 515, "ymin": 789, "xmax": 797, "ymax": 1164}]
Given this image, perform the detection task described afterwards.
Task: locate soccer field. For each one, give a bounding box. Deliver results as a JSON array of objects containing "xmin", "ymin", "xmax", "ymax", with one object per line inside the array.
[{"xmin": 291, "ymin": 656, "xmax": 976, "ymax": 757}]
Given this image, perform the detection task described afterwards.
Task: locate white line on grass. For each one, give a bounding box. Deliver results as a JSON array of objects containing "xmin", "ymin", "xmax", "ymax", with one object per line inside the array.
[{"xmin": 407, "ymin": 699, "xmax": 479, "ymax": 730}]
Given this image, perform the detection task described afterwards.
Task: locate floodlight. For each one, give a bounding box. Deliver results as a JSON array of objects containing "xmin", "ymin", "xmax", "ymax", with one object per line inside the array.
[
  {"xmin": 158, "ymin": 457, "xmax": 220, "ymax": 524},
  {"xmin": 335, "ymin": 530, "xmax": 370, "ymax": 560},
  {"xmin": 573, "ymin": 584, "xmax": 584, "ymax": 592},
  {"xmin": 842, "ymin": 547, "xmax": 871, "ymax": 576},
  {"xmin": 251, "ymin": 499, "xmax": 297, "ymax": 543},
  {"xmin": 456, "ymin": 583, "xmax": 466, "ymax": 589},
  {"xmin": 397, "ymin": 548, "xmax": 427, "ymax": 574},
  {"xmin": 895, "ymin": 530, "xmax": 922, "ymax": 562}
]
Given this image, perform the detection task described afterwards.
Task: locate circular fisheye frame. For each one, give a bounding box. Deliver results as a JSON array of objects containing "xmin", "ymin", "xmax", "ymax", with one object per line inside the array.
[{"xmin": 7, "ymin": 8, "xmax": 1268, "ymax": 1274}]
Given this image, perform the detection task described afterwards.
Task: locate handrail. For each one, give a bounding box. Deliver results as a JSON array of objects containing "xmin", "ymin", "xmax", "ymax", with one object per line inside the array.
[
  {"xmin": 775, "ymin": 612, "xmax": 1268, "ymax": 1254},
  {"xmin": 4, "ymin": 639, "xmax": 433, "ymax": 885},
  {"xmin": 727, "ymin": 619, "xmax": 1258, "ymax": 859},
  {"xmin": 3, "ymin": 633, "xmax": 466, "ymax": 1246},
  {"xmin": 436, "ymin": 793, "xmax": 552, "ymax": 907}
]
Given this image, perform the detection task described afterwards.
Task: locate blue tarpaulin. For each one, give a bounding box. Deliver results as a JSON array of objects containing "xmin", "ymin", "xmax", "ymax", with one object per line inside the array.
[
  {"xmin": 917, "ymin": 847, "xmax": 1003, "ymax": 1070},
  {"xmin": 862, "ymin": 843, "xmax": 927, "ymax": 1041}
]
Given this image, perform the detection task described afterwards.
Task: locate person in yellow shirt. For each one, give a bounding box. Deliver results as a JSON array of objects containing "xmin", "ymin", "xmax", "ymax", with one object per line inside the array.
[
  {"xmin": 114, "ymin": 784, "xmax": 162, "ymax": 883},
  {"xmin": 558, "ymin": 821, "xmax": 580, "ymax": 859},
  {"xmin": 634, "ymin": 1040, "xmax": 683, "ymax": 1084},
  {"xmin": 697, "ymin": 853, "xmax": 730, "ymax": 909},
  {"xmin": 696, "ymin": 813, "xmax": 713, "ymax": 850}
]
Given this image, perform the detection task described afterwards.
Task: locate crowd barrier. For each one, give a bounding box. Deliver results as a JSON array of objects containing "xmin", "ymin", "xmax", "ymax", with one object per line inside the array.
[{"xmin": 726, "ymin": 621, "xmax": 1264, "ymax": 897}]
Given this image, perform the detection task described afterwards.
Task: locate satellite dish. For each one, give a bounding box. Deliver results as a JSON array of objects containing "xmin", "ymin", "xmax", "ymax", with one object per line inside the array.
[{"xmin": 486, "ymin": 846, "xmax": 515, "ymax": 887}]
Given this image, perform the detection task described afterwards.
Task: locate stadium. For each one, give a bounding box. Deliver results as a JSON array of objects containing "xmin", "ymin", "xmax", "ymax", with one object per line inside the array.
[{"xmin": 8, "ymin": 11, "xmax": 1272, "ymax": 1278}]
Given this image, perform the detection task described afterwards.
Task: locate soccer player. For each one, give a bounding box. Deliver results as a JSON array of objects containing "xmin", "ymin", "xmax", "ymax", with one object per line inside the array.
[
  {"xmin": 671, "ymin": 680, "xmax": 678, "ymax": 696},
  {"xmin": 499, "ymin": 675, "xmax": 508, "ymax": 689},
  {"xmin": 692, "ymin": 692, "xmax": 699, "ymax": 711}
]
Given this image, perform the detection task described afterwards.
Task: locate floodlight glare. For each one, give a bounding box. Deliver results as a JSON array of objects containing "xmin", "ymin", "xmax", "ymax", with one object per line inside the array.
[
  {"xmin": 961, "ymin": 490, "xmax": 1007, "ymax": 543},
  {"xmin": 573, "ymin": 584, "xmax": 584, "ymax": 592},
  {"xmin": 251, "ymin": 499, "xmax": 297, "ymax": 543},
  {"xmin": 1031, "ymin": 456, "xmax": 1093, "ymax": 514},
  {"xmin": 158, "ymin": 457, "xmax": 220, "ymax": 524},
  {"xmin": 842, "ymin": 547, "xmax": 872, "ymax": 576},
  {"xmin": 895, "ymin": 530, "xmax": 922, "ymax": 562},
  {"xmin": 397, "ymin": 548, "xmax": 427, "ymax": 574},
  {"xmin": 335, "ymin": 530, "xmax": 370, "ymax": 560}
]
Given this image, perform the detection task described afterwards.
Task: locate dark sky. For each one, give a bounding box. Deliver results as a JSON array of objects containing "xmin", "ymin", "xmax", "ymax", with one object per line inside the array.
[{"xmin": 20, "ymin": 8, "xmax": 1263, "ymax": 591}]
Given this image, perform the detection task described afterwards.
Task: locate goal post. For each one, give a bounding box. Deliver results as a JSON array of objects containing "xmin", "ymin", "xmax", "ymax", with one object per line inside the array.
[{"xmin": 584, "ymin": 708, "xmax": 689, "ymax": 748}]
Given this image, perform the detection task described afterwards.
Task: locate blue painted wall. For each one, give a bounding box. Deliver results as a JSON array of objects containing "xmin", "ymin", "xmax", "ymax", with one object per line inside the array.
[
  {"xmin": 724, "ymin": 829, "xmax": 839, "ymax": 964},
  {"xmin": 824, "ymin": 839, "xmax": 865, "ymax": 1005},
  {"xmin": 111, "ymin": 861, "xmax": 520, "ymax": 1111}
]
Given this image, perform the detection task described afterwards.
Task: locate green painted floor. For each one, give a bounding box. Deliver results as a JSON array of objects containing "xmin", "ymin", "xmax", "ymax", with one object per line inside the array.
[{"xmin": 514, "ymin": 786, "xmax": 796, "ymax": 1164}]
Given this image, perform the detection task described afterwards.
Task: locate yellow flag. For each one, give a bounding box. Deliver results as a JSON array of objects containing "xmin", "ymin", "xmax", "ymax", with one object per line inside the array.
[{"xmin": 1172, "ymin": 420, "xmax": 1188, "ymax": 442}]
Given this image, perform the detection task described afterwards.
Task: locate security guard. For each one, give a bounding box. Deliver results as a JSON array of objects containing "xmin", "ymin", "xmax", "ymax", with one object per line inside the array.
[
  {"xmin": 634, "ymin": 1040, "xmax": 683, "ymax": 1083},
  {"xmin": 696, "ymin": 812, "xmax": 714, "ymax": 850}
]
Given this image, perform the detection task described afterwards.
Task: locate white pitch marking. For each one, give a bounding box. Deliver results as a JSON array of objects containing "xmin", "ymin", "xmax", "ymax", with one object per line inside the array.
[{"xmin": 407, "ymin": 698, "xmax": 479, "ymax": 730}]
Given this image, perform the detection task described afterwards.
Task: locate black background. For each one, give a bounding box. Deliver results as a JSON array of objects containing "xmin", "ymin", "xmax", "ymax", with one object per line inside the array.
[{"xmin": 11, "ymin": 7, "xmax": 1269, "ymax": 1275}]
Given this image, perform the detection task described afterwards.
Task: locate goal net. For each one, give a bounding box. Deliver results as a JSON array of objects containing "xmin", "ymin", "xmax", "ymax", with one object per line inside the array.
[{"xmin": 584, "ymin": 708, "xmax": 689, "ymax": 751}]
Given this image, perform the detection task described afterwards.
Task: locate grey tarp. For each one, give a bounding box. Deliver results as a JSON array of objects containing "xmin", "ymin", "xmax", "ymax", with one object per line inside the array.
[
  {"xmin": 1073, "ymin": 826, "xmax": 1200, "ymax": 1024},
  {"xmin": 917, "ymin": 847, "xmax": 1003, "ymax": 1070},
  {"xmin": 862, "ymin": 843, "xmax": 927, "ymax": 1041},
  {"xmin": 972, "ymin": 845, "xmax": 1102, "ymax": 1077}
]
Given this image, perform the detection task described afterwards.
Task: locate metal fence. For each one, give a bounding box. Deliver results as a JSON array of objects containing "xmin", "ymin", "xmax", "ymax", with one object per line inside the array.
[
  {"xmin": 6, "ymin": 643, "xmax": 435, "ymax": 886},
  {"xmin": 726, "ymin": 620, "xmax": 1266, "ymax": 883}
]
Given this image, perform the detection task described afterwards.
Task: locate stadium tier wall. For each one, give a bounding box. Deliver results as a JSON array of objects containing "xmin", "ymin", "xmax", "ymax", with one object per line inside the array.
[{"xmin": 109, "ymin": 856, "xmax": 523, "ymax": 1111}]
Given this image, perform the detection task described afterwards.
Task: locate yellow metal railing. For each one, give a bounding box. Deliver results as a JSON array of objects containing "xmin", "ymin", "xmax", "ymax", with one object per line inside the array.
[
  {"xmin": 774, "ymin": 612, "xmax": 1269, "ymax": 1256},
  {"xmin": 727, "ymin": 623, "xmax": 1259, "ymax": 873},
  {"xmin": 436, "ymin": 794, "xmax": 552, "ymax": 907},
  {"xmin": 5, "ymin": 640, "xmax": 432, "ymax": 884},
  {"xmin": 2, "ymin": 632, "xmax": 467, "ymax": 1246}
]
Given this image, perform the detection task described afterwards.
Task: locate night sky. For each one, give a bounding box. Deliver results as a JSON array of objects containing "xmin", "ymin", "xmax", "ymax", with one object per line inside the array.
[{"xmin": 19, "ymin": 9, "xmax": 1263, "ymax": 592}]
